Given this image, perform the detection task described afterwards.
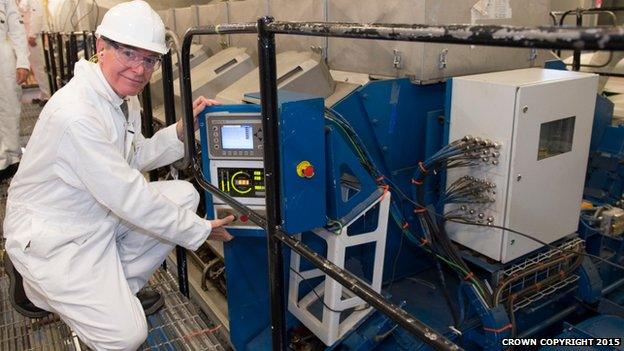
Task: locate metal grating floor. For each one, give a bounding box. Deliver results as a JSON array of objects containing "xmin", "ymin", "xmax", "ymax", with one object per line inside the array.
[{"xmin": 0, "ymin": 95, "xmax": 228, "ymax": 350}]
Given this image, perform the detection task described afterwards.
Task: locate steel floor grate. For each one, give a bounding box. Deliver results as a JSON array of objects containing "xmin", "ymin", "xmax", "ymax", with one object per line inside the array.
[{"xmin": 0, "ymin": 99, "xmax": 228, "ymax": 350}]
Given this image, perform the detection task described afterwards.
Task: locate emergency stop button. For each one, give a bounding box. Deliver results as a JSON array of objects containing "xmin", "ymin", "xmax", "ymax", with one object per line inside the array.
[{"xmin": 296, "ymin": 161, "xmax": 315, "ymax": 179}]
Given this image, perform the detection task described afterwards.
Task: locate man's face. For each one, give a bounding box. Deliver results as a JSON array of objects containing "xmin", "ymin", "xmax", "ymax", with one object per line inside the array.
[{"xmin": 96, "ymin": 38, "xmax": 160, "ymax": 97}]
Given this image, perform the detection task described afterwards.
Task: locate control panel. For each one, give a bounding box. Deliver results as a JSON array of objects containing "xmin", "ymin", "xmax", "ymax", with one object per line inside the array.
[
  {"xmin": 207, "ymin": 115, "xmax": 264, "ymax": 159},
  {"xmin": 217, "ymin": 167, "xmax": 265, "ymax": 198},
  {"xmin": 202, "ymin": 106, "xmax": 266, "ymax": 229},
  {"xmin": 199, "ymin": 96, "xmax": 326, "ymax": 234}
]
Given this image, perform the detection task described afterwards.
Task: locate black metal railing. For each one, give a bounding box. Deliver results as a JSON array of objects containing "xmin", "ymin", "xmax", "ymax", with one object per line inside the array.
[{"xmin": 42, "ymin": 31, "xmax": 96, "ymax": 93}]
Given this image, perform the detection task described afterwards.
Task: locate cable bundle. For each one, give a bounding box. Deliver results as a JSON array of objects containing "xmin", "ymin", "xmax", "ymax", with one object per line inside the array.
[
  {"xmin": 440, "ymin": 175, "xmax": 496, "ymax": 205},
  {"xmin": 412, "ymin": 136, "xmax": 500, "ymax": 181}
]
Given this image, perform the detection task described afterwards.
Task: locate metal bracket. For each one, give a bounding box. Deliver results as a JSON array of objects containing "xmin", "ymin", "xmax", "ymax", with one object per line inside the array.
[
  {"xmin": 529, "ymin": 48, "xmax": 538, "ymax": 64},
  {"xmin": 438, "ymin": 48, "xmax": 449, "ymax": 69},
  {"xmin": 393, "ymin": 49, "xmax": 402, "ymax": 70}
]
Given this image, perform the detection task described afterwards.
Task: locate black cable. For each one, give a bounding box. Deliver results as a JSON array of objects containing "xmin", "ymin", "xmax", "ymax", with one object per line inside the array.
[
  {"xmin": 434, "ymin": 259, "xmax": 460, "ymax": 327},
  {"xmin": 387, "ymin": 216, "xmax": 405, "ymax": 293},
  {"xmin": 289, "ymin": 266, "xmax": 343, "ymax": 313},
  {"xmin": 445, "ymin": 218, "xmax": 624, "ymax": 271},
  {"xmin": 386, "ymin": 176, "xmax": 624, "ymax": 274}
]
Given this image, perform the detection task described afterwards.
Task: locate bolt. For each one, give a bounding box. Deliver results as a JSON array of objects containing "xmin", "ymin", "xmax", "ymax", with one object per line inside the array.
[
  {"xmin": 516, "ymin": 174, "xmax": 522, "ymax": 181},
  {"xmin": 478, "ymin": 213, "xmax": 484, "ymax": 219},
  {"xmin": 522, "ymin": 106, "xmax": 528, "ymax": 113},
  {"xmin": 492, "ymin": 160, "xmax": 499, "ymax": 165}
]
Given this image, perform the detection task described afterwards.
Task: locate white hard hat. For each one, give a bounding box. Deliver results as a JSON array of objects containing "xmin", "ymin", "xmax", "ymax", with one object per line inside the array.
[{"xmin": 95, "ymin": 0, "xmax": 168, "ymax": 54}]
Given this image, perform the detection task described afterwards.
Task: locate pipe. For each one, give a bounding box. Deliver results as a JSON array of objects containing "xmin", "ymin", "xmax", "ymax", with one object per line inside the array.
[
  {"xmin": 68, "ymin": 33, "xmax": 78, "ymax": 77},
  {"xmin": 265, "ymin": 21, "xmax": 624, "ymax": 51},
  {"xmin": 56, "ymin": 33, "xmax": 65, "ymax": 85},
  {"xmin": 160, "ymin": 50, "xmax": 176, "ymax": 126},
  {"xmin": 82, "ymin": 31, "xmax": 90, "ymax": 58},
  {"xmin": 602, "ymin": 276, "xmax": 624, "ymax": 295},
  {"xmin": 573, "ymin": 10, "xmax": 583, "ymax": 71},
  {"xmin": 46, "ymin": 32, "xmax": 59, "ymax": 93},
  {"xmin": 258, "ymin": 17, "xmax": 287, "ymax": 351},
  {"xmin": 160, "ymin": 30, "xmax": 191, "ymax": 297},
  {"xmin": 42, "ymin": 33, "xmax": 55, "ymax": 95}
]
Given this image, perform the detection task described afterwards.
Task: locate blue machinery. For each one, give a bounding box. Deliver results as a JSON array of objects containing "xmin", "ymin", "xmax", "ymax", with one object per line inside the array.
[{"xmin": 179, "ymin": 20, "xmax": 624, "ymax": 350}]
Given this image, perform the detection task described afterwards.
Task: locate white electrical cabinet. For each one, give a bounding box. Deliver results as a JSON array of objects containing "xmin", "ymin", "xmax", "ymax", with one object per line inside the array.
[{"xmin": 445, "ymin": 68, "xmax": 598, "ymax": 263}]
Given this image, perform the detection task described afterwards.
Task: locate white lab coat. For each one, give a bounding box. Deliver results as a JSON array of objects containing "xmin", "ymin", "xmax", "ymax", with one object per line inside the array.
[
  {"xmin": 18, "ymin": 0, "xmax": 49, "ymax": 98},
  {"xmin": 4, "ymin": 59, "xmax": 212, "ymax": 350},
  {"xmin": 0, "ymin": 0, "xmax": 29, "ymax": 170}
]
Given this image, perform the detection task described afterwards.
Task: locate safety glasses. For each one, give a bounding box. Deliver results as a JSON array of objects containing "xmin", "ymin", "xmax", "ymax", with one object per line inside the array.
[{"xmin": 107, "ymin": 40, "xmax": 162, "ymax": 71}]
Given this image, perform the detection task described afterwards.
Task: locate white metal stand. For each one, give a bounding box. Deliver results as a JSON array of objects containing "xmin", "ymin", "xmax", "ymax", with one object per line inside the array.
[{"xmin": 288, "ymin": 193, "xmax": 391, "ymax": 346}]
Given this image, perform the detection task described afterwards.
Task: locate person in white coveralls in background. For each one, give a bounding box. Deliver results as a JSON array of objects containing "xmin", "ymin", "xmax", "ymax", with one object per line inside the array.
[
  {"xmin": 18, "ymin": 0, "xmax": 50, "ymax": 104},
  {"xmin": 3, "ymin": 1, "xmax": 234, "ymax": 349},
  {"xmin": 0, "ymin": 0, "xmax": 30, "ymax": 181}
]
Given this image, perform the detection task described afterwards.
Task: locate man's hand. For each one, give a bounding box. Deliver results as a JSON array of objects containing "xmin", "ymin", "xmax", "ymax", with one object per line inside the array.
[
  {"xmin": 16, "ymin": 68, "xmax": 29, "ymax": 84},
  {"xmin": 28, "ymin": 37, "xmax": 37, "ymax": 47},
  {"xmin": 176, "ymin": 96, "xmax": 220, "ymax": 141},
  {"xmin": 208, "ymin": 215, "xmax": 235, "ymax": 242}
]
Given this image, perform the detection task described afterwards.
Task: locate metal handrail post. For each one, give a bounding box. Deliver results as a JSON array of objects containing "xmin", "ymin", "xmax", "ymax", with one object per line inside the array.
[
  {"xmin": 161, "ymin": 31, "xmax": 190, "ymax": 297},
  {"xmin": 257, "ymin": 17, "xmax": 287, "ymax": 350},
  {"xmin": 56, "ymin": 33, "xmax": 65, "ymax": 86},
  {"xmin": 42, "ymin": 32, "xmax": 55, "ymax": 94}
]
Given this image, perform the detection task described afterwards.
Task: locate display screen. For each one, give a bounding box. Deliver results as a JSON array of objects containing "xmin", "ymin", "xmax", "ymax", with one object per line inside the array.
[
  {"xmin": 538, "ymin": 116, "xmax": 575, "ymax": 160},
  {"xmin": 221, "ymin": 125, "xmax": 253, "ymax": 149}
]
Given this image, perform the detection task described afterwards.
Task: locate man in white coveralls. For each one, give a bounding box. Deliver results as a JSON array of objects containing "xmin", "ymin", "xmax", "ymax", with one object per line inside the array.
[
  {"xmin": 3, "ymin": 1, "xmax": 234, "ymax": 349},
  {"xmin": 0, "ymin": 0, "xmax": 30, "ymax": 180},
  {"xmin": 18, "ymin": 0, "xmax": 50, "ymax": 104}
]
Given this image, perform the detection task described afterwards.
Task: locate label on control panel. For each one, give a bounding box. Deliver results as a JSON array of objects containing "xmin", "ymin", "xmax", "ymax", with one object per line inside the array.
[{"xmin": 218, "ymin": 167, "xmax": 265, "ymax": 198}]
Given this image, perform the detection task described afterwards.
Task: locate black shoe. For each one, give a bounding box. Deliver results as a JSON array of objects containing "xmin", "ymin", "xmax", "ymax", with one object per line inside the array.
[
  {"xmin": 31, "ymin": 98, "xmax": 41, "ymax": 105},
  {"xmin": 3, "ymin": 254, "xmax": 51, "ymax": 318},
  {"xmin": 137, "ymin": 289, "xmax": 164, "ymax": 316}
]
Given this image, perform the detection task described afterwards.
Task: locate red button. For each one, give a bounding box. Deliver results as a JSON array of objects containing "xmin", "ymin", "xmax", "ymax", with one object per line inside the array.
[
  {"xmin": 239, "ymin": 214, "xmax": 248, "ymax": 222},
  {"xmin": 302, "ymin": 165, "xmax": 315, "ymax": 178}
]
